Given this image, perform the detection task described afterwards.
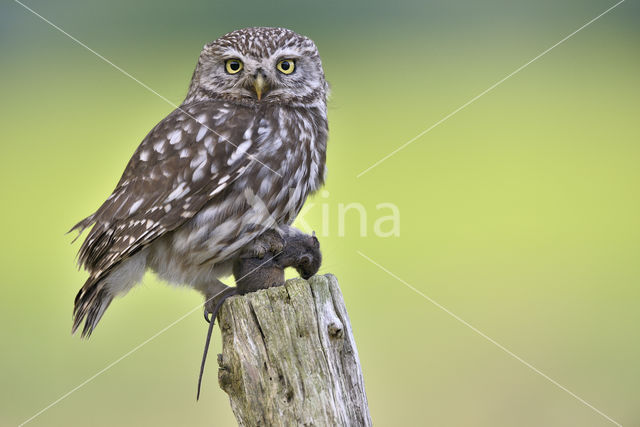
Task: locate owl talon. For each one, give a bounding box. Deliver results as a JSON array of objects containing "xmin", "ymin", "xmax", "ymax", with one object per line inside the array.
[
  {"xmin": 241, "ymin": 229, "xmax": 285, "ymax": 259},
  {"xmin": 203, "ymin": 296, "xmax": 219, "ymax": 324},
  {"xmin": 203, "ymin": 298, "xmax": 218, "ymax": 324},
  {"xmin": 234, "ymin": 227, "xmax": 322, "ymax": 293}
]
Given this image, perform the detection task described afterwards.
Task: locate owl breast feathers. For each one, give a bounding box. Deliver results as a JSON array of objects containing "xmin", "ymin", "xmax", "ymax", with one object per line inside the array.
[{"xmin": 71, "ymin": 27, "xmax": 328, "ymax": 337}]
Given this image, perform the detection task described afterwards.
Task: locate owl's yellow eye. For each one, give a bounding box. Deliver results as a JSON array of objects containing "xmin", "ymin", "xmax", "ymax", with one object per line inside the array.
[
  {"xmin": 276, "ymin": 59, "xmax": 295, "ymax": 75},
  {"xmin": 225, "ymin": 59, "xmax": 243, "ymax": 74}
]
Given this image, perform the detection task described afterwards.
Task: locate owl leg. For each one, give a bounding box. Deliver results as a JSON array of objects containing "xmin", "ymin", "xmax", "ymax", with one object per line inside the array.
[
  {"xmin": 239, "ymin": 228, "xmax": 285, "ymax": 259},
  {"xmin": 232, "ymin": 227, "xmax": 322, "ymax": 294},
  {"xmin": 194, "ymin": 279, "xmax": 231, "ymax": 323}
]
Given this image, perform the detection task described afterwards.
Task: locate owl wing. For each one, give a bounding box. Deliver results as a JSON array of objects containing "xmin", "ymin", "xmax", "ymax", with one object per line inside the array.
[{"xmin": 71, "ymin": 101, "xmax": 264, "ymax": 334}]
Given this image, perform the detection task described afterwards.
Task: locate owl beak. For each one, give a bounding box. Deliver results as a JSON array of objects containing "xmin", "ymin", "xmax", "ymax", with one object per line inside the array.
[{"xmin": 252, "ymin": 74, "xmax": 268, "ymax": 100}]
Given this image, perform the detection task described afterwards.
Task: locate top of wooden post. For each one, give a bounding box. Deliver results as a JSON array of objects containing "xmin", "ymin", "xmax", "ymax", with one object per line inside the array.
[{"xmin": 215, "ymin": 274, "xmax": 372, "ymax": 426}]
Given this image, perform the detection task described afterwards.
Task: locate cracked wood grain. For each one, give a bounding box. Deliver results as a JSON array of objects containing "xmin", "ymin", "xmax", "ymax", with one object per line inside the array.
[{"xmin": 216, "ymin": 274, "xmax": 371, "ymax": 426}]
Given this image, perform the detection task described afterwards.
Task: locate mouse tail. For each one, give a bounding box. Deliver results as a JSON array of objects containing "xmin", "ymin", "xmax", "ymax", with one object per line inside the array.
[{"xmin": 197, "ymin": 286, "xmax": 238, "ymax": 400}]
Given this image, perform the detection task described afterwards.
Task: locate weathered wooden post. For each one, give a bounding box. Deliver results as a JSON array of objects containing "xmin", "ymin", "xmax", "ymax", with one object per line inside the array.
[{"xmin": 216, "ymin": 274, "xmax": 372, "ymax": 426}]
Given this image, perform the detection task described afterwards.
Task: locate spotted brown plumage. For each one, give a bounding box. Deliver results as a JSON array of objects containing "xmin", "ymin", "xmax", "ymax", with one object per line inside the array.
[{"xmin": 71, "ymin": 27, "xmax": 328, "ymax": 337}]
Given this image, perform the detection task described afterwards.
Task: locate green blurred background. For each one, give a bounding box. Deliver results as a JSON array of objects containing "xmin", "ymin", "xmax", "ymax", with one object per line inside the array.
[{"xmin": 1, "ymin": 0, "xmax": 639, "ymax": 425}]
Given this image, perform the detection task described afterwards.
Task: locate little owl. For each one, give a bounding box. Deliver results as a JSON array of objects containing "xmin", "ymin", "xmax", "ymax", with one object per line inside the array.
[{"xmin": 71, "ymin": 27, "xmax": 328, "ymax": 337}]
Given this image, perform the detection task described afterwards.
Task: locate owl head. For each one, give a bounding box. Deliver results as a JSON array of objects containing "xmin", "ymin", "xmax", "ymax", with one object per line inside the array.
[{"xmin": 185, "ymin": 27, "xmax": 328, "ymax": 107}]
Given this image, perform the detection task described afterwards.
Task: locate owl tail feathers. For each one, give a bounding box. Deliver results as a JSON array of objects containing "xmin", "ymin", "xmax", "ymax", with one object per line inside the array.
[
  {"xmin": 72, "ymin": 278, "xmax": 112, "ymax": 339},
  {"xmin": 67, "ymin": 214, "xmax": 96, "ymax": 243}
]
